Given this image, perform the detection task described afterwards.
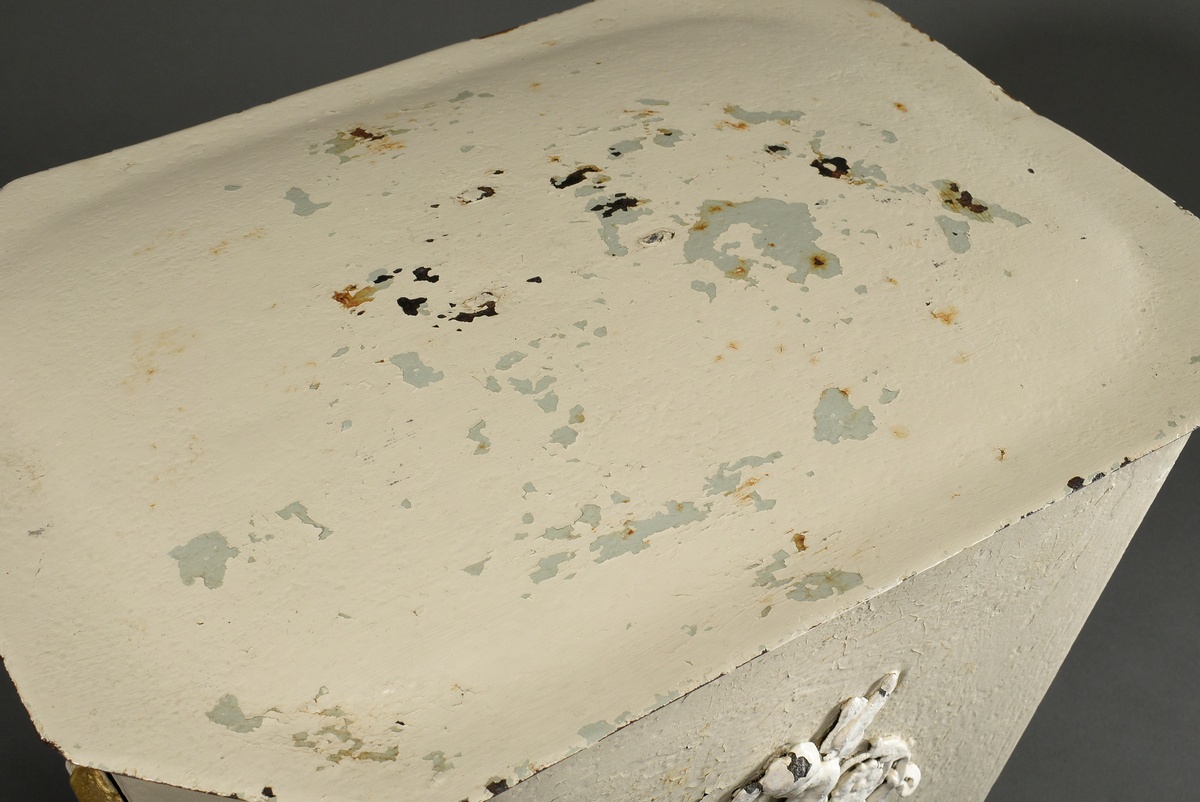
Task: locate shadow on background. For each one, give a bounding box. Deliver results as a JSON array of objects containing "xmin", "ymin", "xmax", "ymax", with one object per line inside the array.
[{"xmin": 1, "ymin": 2, "xmax": 1198, "ymax": 800}]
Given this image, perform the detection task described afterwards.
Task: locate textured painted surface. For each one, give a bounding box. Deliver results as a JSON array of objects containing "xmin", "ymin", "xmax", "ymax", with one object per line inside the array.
[{"xmin": 1, "ymin": 1, "xmax": 1199, "ymax": 801}]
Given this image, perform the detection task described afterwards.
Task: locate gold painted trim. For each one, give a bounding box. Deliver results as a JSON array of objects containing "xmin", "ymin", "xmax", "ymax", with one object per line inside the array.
[{"xmin": 70, "ymin": 767, "xmax": 126, "ymax": 802}]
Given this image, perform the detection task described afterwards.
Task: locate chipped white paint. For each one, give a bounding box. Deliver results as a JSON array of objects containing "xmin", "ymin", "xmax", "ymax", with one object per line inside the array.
[
  {"xmin": 730, "ymin": 673, "xmax": 920, "ymax": 802},
  {"xmin": 1, "ymin": 2, "xmax": 1199, "ymax": 802}
]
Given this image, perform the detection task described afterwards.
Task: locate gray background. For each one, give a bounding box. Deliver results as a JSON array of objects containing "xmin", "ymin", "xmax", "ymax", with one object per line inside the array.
[{"xmin": 1, "ymin": 1, "xmax": 1197, "ymax": 799}]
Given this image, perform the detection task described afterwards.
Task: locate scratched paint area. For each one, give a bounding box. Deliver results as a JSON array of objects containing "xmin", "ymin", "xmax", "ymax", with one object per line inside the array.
[{"xmin": 2, "ymin": 1, "xmax": 1200, "ymax": 802}]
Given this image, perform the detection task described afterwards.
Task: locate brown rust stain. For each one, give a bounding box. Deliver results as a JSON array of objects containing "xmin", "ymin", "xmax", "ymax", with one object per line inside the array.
[
  {"xmin": 333, "ymin": 285, "xmax": 377, "ymax": 309},
  {"xmin": 996, "ymin": 448, "xmax": 1007, "ymax": 462},
  {"xmin": 716, "ymin": 120, "xmax": 750, "ymax": 131},
  {"xmin": 930, "ymin": 306, "xmax": 958, "ymax": 325},
  {"xmin": 894, "ymin": 102, "xmax": 908, "ymax": 112},
  {"xmin": 885, "ymin": 276, "xmax": 899, "ymax": 286},
  {"xmin": 727, "ymin": 341, "xmax": 740, "ymax": 351},
  {"xmin": 939, "ymin": 181, "xmax": 989, "ymax": 215},
  {"xmin": 734, "ymin": 476, "xmax": 763, "ymax": 505},
  {"xmin": 811, "ymin": 156, "xmax": 850, "ymax": 179},
  {"xmin": 690, "ymin": 201, "xmax": 736, "ymax": 232},
  {"xmin": 791, "ymin": 531, "xmax": 808, "ymax": 552},
  {"xmin": 810, "ymin": 254, "xmax": 829, "ymax": 271},
  {"xmin": 891, "ymin": 425, "xmax": 910, "ymax": 439},
  {"xmin": 347, "ymin": 127, "xmax": 384, "ymax": 142}
]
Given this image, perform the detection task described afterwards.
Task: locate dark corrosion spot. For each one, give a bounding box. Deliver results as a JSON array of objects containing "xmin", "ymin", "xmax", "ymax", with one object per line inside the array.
[
  {"xmin": 396, "ymin": 296, "xmax": 427, "ymax": 315},
  {"xmin": 590, "ymin": 195, "xmax": 643, "ymax": 218},
  {"xmin": 942, "ymin": 182, "xmax": 989, "ymax": 214},
  {"xmin": 430, "ymin": 203, "xmax": 440, "ymax": 208},
  {"xmin": 1027, "ymin": 168, "xmax": 1035, "ymax": 174},
  {"xmin": 765, "ymin": 144, "xmax": 790, "ymax": 154},
  {"xmin": 743, "ymin": 781, "xmax": 763, "ymax": 796},
  {"xmin": 451, "ymin": 301, "xmax": 498, "ymax": 322},
  {"xmin": 527, "ymin": 276, "xmax": 542, "ymax": 283},
  {"xmin": 1093, "ymin": 472, "xmax": 1106, "ymax": 482},
  {"xmin": 478, "ymin": 186, "xmax": 495, "ymax": 197},
  {"xmin": 1067, "ymin": 476, "xmax": 1085, "ymax": 491},
  {"xmin": 262, "ymin": 788, "xmax": 276, "ymax": 799},
  {"xmin": 486, "ymin": 779, "xmax": 510, "ymax": 795},
  {"xmin": 347, "ymin": 126, "xmax": 384, "ymax": 141},
  {"xmin": 811, "ymin": 156, "xmax": 850, "ymax": 179},
  {"xmin": 787, "ymin": 753, "xmax": 812, "ymax": 781},
  {"xmin": 391, "ymin": 267, "xmax": 404, "ymax": 274},
  {"xmin": 1120, "ymin": 457, "xmax": 1133, "ymax": 467},
  {"xmin": 425, "ymin": 238, "xmax": 435, "ymax": 243},
  {"xmin": 551, "ymin": 165, "xmax": 601, "ymax": 189},
  {"xmin": 811, "ymin": 254, "xmax": 827, "ymax": 269},
  {"xmin": 492, "ymin": 169, "xmax": 504, "ymax": 175},
  {"xmin": 413, "ymin": 266, "xmax": 440, "ymax": 283}
]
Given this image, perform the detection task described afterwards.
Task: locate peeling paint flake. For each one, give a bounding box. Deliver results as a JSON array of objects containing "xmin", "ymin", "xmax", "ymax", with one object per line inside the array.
[
  {"xmin": 724, "ymin": 104, "xmax": 805, "ymax": 124},
  {"xmin": 389, "ymin": 352, "xmax": 444, "ymax": 387},
  {"xmin": 169, "ymin": 532, "xmax": 239, "ymax": 590},
  {"xmin": 590, "ymin": 501, "xmax": 707, "ymax": 563},
  {"xmin": 530, "ymin": 551, "xmax": 575, "ymax": 583},
  {"xmin": 285, "ymin": 187, "xmax": 331, "ymax": 217},
  {"xmin": 206, "ymin": 695, "xmax": 263, "ymax": 733},
  {"xmin": 278, "ymin": 502, "xmax": 334, "ymax": 540},
  {"xmin": 813, "ymin": 388, "xmax": 877, "ymax": 443},
  {"xmin": 684, "ymin": 198, "xmax": 840, "ymax": 284},
  {"xmin": 786, "ymin": 569, "xmax": 864, "ymax": 602}
]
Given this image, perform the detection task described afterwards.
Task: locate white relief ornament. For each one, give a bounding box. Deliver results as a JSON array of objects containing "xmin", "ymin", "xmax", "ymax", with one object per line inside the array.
[{"xmin": 731, "ymin": 672, "xmax": 921, "ymax": 802}]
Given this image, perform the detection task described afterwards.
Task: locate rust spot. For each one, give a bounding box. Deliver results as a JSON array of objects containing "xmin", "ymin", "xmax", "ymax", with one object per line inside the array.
[
  {"xmin": 727, "ymin": 341, "xmax": 740, "ymax": 350},
  {"xmin": 729, "ymin": 261, "xmax": 749, "ymax": 279},
  {"xmin": 1067, "ymin": 476, "xmax": 1085, "ymax": 491},
  {"xmin": 996, "ymin": 448, "xmax": 1007, "ymax": 462},
  {"xmin": 810, "ymin": 254, "xmax": 828, "ymax": 270},
  {"xmin": 930, "ymin": 307, "xmax": 958, "ymax": 325},
  {"xmin": 891, "ymin": 425, "xmax": 910, "ymax": 439},
  {"xmin": 450, "ymin": 293, "xmax": 499, "ymax": 323},
  {"xmin": 716, "ymin": 120, "xmax": 750, "ymax": 130},
  {"xmin": 486, "ymin": 779, "xmax": 509, "ymax": 795},
  {"xmin": 940, "ymin": 181, "xmax": 988, "ymax": 216},
  {"xmin": 551, "ymin": 165, "xmax": 601, "ymax": 189},
  {"xmin": 953, "ymin": 352, "xmax": 970, "ymax": 364},
  {"xmin": 894, "ymin": 102, "xmax": 908, "ymax": 112},
  {"xmin": 590, "ymin": 195, "xmax": 642, "ymax": 218},
  {"xmin": 333, "ymin": 285, "xmax": 377, "ymax": 309},
  {"xmin": 791, "ymin": 531, "xmax": 807, "ymax": 552},
  {"xmin": 348, "ymin": 126, "xmax": 385, "ymax": 141},
  {"xmin": 458, "ymin": 186, "xmax": 496, "ymax": 204},
  {"xmin": 939, "ymin": 182, "xmax": 989, "ymax": 215},
  {"xmin": 1120, "ymin": 456, "xmax": 1133, "ymax": 467},
  {"xmin": 714, "ymin": 354, "xmax": 724, "ymax": 362},
  {"xmin": 210, "ymin": 240, "xmax": 229, "ymax": 256},
  {"xmin": 397, "ymin": 297, "xmax": 426, "ymax": 316},
  {"xmin": 548, "ymin": 155, "xmax": 562, "ymax": 163},
  {"xmin": 885, "ymin": 276, "xmax": 899, "ymax": 286},
  {"xmin": 691, "ymin": 220, "xmax": 709, "ymax": 232},
  {"xmin": 530, "ymin": 82, "xmax": 541, "ymax": 89},
  {"xmin": 811, "ymin": 156, "xmax": 850, "ymax": 179},
  {"xmin": 776, "ymin": 344, "xmax": 786, "ymax": 353}
]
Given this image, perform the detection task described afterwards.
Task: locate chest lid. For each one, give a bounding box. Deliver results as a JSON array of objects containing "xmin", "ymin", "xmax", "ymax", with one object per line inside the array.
[{"xmin": 2, "ymin": 1, "xmax": 1199, "ymax": 800}]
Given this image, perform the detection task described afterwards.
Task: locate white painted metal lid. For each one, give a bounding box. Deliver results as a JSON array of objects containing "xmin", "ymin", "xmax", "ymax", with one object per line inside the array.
[{"xmin": 2, "ymin": 0, "xmax": 1198, "ymax": 800}]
